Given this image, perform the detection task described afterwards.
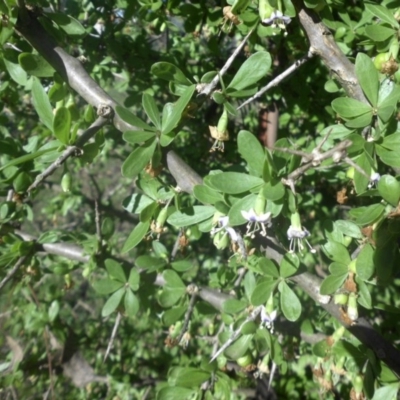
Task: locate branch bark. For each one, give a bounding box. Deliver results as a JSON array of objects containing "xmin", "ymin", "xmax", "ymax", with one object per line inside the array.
[{"xmin": 293, "ymin": 1, "xmax": 367, "ymax": 104}]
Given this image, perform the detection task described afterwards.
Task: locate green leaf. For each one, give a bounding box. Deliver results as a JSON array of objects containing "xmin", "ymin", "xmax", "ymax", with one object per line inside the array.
[
  {"xmin": 171, "ymin": 260, "xmax": 193, "ymax": 272},
  {"xmin": 377, "ymin": 86, "xmax": 400, "ymax": 122},
  {"xmin": 105, "ymin": 259, "xmax": 126, "ymax": 282},
  {"xmin": 237, "ymin": 130, "xmax": 265, "ymax": 177},
  {"xmin": 53, "ymin": 107, "xmax": 71, "ymax": 145},
  {"xmin": 223, "ymin": 299, "xmax": 248, "ymax": 314},
  {"xmin": 251, "ymin": 278, "xmax": 277, "ymax": 306},
  {"xmin": 262, "ymin": 180, "xmax": 285, "ymax": 201},
  {"xmin": 365, "ymin": 4, "xmax": 399, "ymax": 28},
  {"xmin": 243, "ymin": 271, "xmax": 256, "ymax": 300},
  {"xmin": 331, "ymin": 97, "xmax": 372, "ymax": 119},
  {"xmin": 163, "ymin": 270, "xmax": 186, "ymax": 289},
  {"xmin": 161, "ymin": 84, "xmax": 196, "ymax": 135},
  {"xmin": 162, "ymin": 306, "xmax": 186, "ymax": 326},
  {"xmin": 121, "ymin": 139, "xmax": 157, "ymax": 178},
  {"xmin": 365, "ymin": 25, "xmax": 396, "ymax": 41},
  {"xmin": 48, "ymin": 300, "xmax": 60, "ymax": 322},
  {"xmin": 228, "ymin": 193, "xmax": 257, "ymax": 226},
  {"xmin": 335, "ymin": 220, "xmax": 363, "ymax": 239},
  {"xmin": 279, "ymin": 281, "xmax": 301, "ymax": 322},
  {"xmin": 323, "ymin": 241, "xmax": 351, "ymax": 264},
  {"xmin": 193, "ymin": 184, "xmax": 224, "ymax": 205},
  {"xmin": 102, "ymin": 287, "xmax": 125, "ymax": 317},
  {"xmin": 357, "ymin": 279, "xmax": 372, "ymax": 309},
  {"xmin": 32, "ymin": 77, "xmax": 54, "ymax": 131},
  {"xmin": 140, "ymin": 201, "xmax": 158, "ymax": 222},
  {"xmin": 329, "ymin": 262, "xmax": 348, "ymax": 276},
  {"xmin": 122, "ymin": 221, "xmax": 150, "ymax": 253},
  {"xmin": 123, "ymin": 193, "xmax": 154, "ymax": 213},
  {"xmin": 344, "ymin": 112, "xmax": 373, "ymax": 129},
  {"xmin": 0, "ymin": 146, "xmax": 59, "ymax": 172},
  {"xmin": 128, "ymin": 268, "xmax": 140, "ymax": 291},
  {"xmin": 3, "ymin": 54, "xmax": 28, "ymax": 86},
  {"xmin": 378, "ymin": 174, "xmax": 400, "ymax": 206},
  {"xmin": 46, "ymin": 11, "xmax": 87, "ymax": 36},
  {"xmin": 167, "ymin": 206, "xmax": 215, "ymax": 227},
  {"xmin": 18, "ymin": 53, "xmax": 55, "ymax": 77},
  {"xmin": 355, "ymin": 53, "xmax": 379, "ymax": 106},
  {"xmin": 356, "ymin": 244, "xmax": 375, "ymax": 281},
  {"xmin": 370, "ymin": 383, "xmax": 399, "ymax": 400},
  {"xmin": 354, "ymin": 153, "xmax": 371, "ymax": 194},
  {"xmin": 135, "ymin": 255, "xmax": 166, "ymax": 272},
  {"xmin": 350, "ymin": 203, "xmax": 385, "ymax": 226},
  {"xmin": 169, "ymin": 367, "xmax": 210, "ymax": 388},
  {"xmin": 124, "ymin": 289, "xmax": 139, "ymax": 317},
  {"xmin": 123, "ymin": 130, "xmax": 156, "ymax": 144},
  {"xmin": 227, "ymin": 52, "xmax": 271, "ymax": 92},
  {"xmin": 159, "ymin": 287, "xmax": 185, "ymax": 307},
  {"xmin": 208, "ymin": 172, "xmax": 264, "ymax": 194},
  {"xmin": 92, "ymin": 278, "xmax": 123, "ymax": 295},
  {"xmin": 142, "ymin": 93, "xmax": 161, "ymax": 129},
  {"xmin": 319, "ymin": 274, "xmax": 347, "ymax": 295},
  {"xmin": 116, "ymin": 105, "xmax": 154, "ymax": 131},
  {"xmin": 224, "ymin": 334, "xmax": 253, "ymax": 360},
  {"xmin": 280, "ymin": 253, "xmax": 299, "ymax": 278},
  {"xmin": 151, "ymin": 62, "xmax": 192, "ymax": 85},
  {"xmin": 258, "ymin": 257, "xmax": 279, "ymax": 278},
  {"xmin": 376, "ymin": 145, "xmax": 400, "ymax": 168}
]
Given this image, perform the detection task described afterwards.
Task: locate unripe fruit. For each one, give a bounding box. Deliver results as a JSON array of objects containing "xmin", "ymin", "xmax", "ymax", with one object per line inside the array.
[
  {"xmin": 373, "ymin": 53, "xmax": 390, "ymax": 72},
  {"xmin": 61, "ymin": 172, "xmax": 72, "ymax": 192},
  {"xmin": 237, "ymin": 353, "xmax": 253, "ymax": 367}
]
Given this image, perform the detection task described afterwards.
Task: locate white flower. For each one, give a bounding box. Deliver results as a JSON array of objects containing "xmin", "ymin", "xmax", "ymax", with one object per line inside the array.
[
  {"xmin": 210, "ymin": 216, "xmax": 238, "ymax": 242},
  {"xmin": 368, "ymin": 172, "xmax": 381, "ymax": 189},
  {"xmin": 260, "ymin": 308, "xmax": 277, "ymax": 333},
  {"xmin": 261, "ymin": 10, "xmax": 291, "ymax": 35},
  {"xmin": 241, "ymin": 209, "xmax": 271, "ymax": 238},
  {"xmin": 287, "ymin": 225, "xmax": 316, "ymax": 254}
]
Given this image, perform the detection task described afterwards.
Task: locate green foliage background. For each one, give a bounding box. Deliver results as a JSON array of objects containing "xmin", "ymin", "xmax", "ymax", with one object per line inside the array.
[{"xmin": 1, "ymin": 0, "xmax": 400, "ymax": 399}]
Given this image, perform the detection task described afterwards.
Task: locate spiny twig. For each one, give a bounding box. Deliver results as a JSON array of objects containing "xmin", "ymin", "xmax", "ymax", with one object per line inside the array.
[
  {"xmin": 0, "ymin": 254, "xmax": 31, "ymax": 291},
  {"xmin": 210, "ymin": 306, "xmax": 262, "ymax": 363},
  {"xmin": 27, "ymin": 113, "xmax": 110, "ymax": 193},
  {"xmin": 175, "ymin": 284, "xmax": 199, "ymax": 346},
  {"xmin": 104, "ymin": 312, "xmax": 122, "ymax": 362},
  {"xmin": 237, "ymin": 50, "xmax": 314, "ymax": 110},
  {"xmin": 198, "ymin": 28, "xmax": 254, "ymax": 97}
]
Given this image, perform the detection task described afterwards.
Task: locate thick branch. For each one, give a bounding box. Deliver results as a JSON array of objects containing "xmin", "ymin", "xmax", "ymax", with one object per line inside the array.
[
  {"xmin": 15, "ymin": 10, "xmax": 133, "ymax": 133},
  {"xmin": 293, "ymin": 2, "xmax": 367, "ymax": 103}
]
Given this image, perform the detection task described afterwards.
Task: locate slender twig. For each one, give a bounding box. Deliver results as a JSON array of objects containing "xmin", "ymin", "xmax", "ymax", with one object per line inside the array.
[
  {"xmin": 95, "ymin": 200, "xmax": 102, "ymax": 245},
  {"xmin": 235, "ymin": 230, "xmax": 247, "ymax": 260},
  {"xmin": 175, "ymin": 285, "xmax": 199, "ymax": 345},
  {"xmin": 27, "ymin": 114, "xmax": 110, "ymax": 193},
  {"xmin": 280, "ymin": 140, "xmax": 352, "ymax": 190},
  {"xmin": 237, "ymin": 50, "xmax": 314, "ymax": 110},
  {"xmin": 234, "ymin": 268, "xmax": 247, "ymax": 288},
  {"xmin": 0, "ymin": 254, "xmax": 30, "ymax": 291},
  {"xmin": 343, "ymin": 156, "xmax": 370, "ymax": 180},
  {"xmin": 211, "ymin": 322, "xmax": 226, "ymax": 358},
  {"xmin": 104, "ymin": 312, "xmax": 122, "ymax": 362},
  {"xmin": 210, "ymin": 306, "xmax": 262, "ymax": 362},
  {"xmin": 171, "ymin": 229, "xmax": 184, "ymax": 261},
  {"xmin": 43, "ymin": 327, "xmax": 55, "ymax": 400},
  {"xmin": 199, "ymin": 28, "xmax": 254, "ymax": 97}
]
